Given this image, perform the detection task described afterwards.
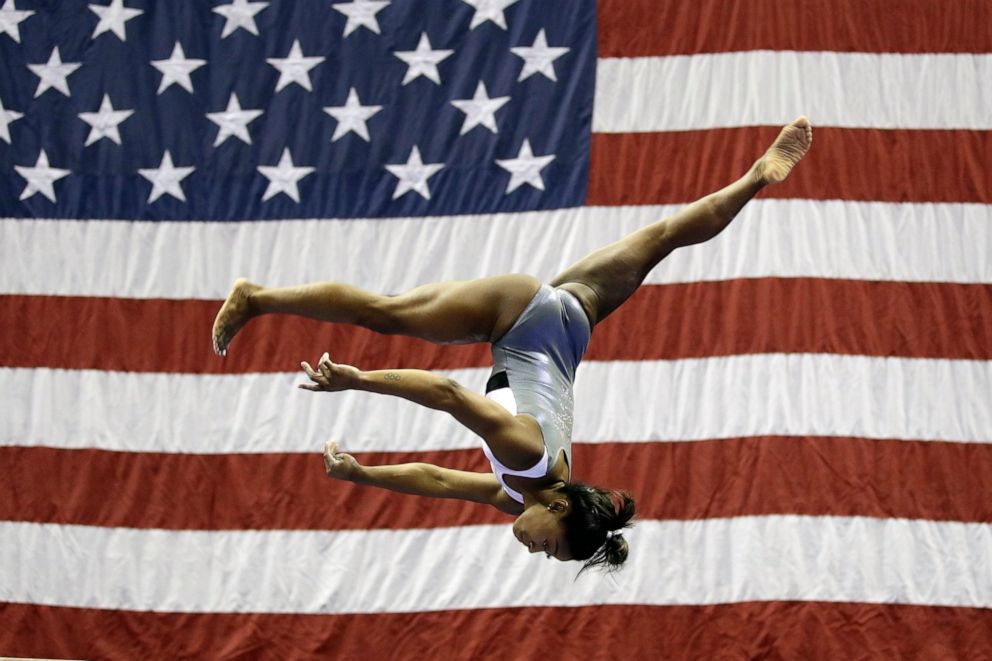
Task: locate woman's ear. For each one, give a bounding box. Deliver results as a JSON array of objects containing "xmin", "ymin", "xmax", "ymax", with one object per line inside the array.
[{"xmin": 549, "ymin": 498, "xmax": 570, "ymax": 514}]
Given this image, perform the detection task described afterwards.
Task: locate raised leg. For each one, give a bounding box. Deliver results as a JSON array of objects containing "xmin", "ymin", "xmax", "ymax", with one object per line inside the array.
[
  {"xmin": 551, "ymin": 116, "xmax": 813, "ymax": 326},
  {"xmin": 212, "ymin": 274, "xmax": 541, "ymax": 356}
]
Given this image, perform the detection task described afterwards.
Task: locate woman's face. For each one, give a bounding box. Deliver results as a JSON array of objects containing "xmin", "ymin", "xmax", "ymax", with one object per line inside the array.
[{"xmin": 512, "ymin": 501, "xmax": 572, "ymax": 561}]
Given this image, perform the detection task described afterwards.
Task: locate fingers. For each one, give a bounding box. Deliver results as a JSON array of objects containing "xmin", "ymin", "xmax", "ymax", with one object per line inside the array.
[
  {"xmin": 323, "ymin": 440, "xmax": 341, "ymax": 476},
  {"xmin": 299, "ymin": 361, "xmax": 324, "ymax": 391},
  {"xmin": 300, "ymin": 354, "xmax": 338, "ymax": 391},
  {"xmin": 318, "ymin": 352, "xmax": 332, "ymax": 378},
  {"xmin": 302, "ymin": 354, "xmax": 333, "ymax": 378},
  {"xmin": 301, "ymin": 357, "xmax": 329, "ymax": 389}
]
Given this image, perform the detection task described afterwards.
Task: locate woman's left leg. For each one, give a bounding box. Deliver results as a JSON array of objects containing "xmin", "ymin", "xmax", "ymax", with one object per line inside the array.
[
  {"xmin": 212, "ymin": 274, "xmax": 542, "ymax": 356},
  {"xmin": 551, "ymin": 116, "xmax": 813, "ymax": 326}
]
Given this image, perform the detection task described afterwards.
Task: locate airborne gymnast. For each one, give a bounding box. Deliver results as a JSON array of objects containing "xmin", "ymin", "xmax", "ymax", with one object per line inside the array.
[{"xmin": 211, "ymin": 117, "xmax": 813, "ymax": 572}]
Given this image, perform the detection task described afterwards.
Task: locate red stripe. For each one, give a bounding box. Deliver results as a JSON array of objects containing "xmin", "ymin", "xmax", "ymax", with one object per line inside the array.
[
  {"xmin": 3, "ymin": 279, "xmax": 989, "ymax": 373},
  {"xmin": 588, "ymin": 128, "xmax": 992, "ymax": 206},
  {"xmin": 598, "ymin": 0, "xmax": 992, "ymax": 57},
  {"xmin": 4, "ymin": 437, "xmax": 990, "ymax": 531},
  {"xmin": 3, "ymin": 601, "xmax": 990, "ymax": 661},
  {"xmin": 590, "ymin": 279, "xmax": 992, "ymax": 362}
]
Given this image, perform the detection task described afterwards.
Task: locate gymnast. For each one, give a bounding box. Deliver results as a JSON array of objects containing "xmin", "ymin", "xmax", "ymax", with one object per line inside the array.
[{"xmin": 211, "ymin": 117, "xmax": 812, "ymax": 573}]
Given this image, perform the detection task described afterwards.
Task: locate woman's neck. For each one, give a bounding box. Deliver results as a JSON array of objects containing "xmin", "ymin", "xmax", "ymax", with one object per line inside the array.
[{"xmin": 521, "ymin": 481, "xmax": 567, "ymax": 507}]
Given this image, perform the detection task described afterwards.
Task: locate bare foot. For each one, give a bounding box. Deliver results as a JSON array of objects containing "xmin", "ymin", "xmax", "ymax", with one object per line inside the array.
[
  {"xmin": 756, "ymin": 116, "xmax": 813, "ymax": 184},
  {"xmin": 212, "ymin": 278, "xmax": 260, "ymax": 357}
]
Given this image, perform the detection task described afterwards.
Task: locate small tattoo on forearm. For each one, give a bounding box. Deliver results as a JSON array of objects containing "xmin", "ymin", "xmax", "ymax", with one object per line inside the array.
[{"xmin": 384, "ymin": 372, "xmax": 402, "ymax": 381}]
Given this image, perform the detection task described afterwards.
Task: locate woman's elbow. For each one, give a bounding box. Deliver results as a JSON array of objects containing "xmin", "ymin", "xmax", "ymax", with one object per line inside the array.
[{"xmin": 437, "ymin": 377, "xmax": 464, "ymax": 408}]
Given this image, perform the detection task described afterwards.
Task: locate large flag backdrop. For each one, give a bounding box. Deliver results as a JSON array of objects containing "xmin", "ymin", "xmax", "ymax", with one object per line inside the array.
[{"xmin": 2, "ymin": 0, "xmax": 991, "ymax": 658}]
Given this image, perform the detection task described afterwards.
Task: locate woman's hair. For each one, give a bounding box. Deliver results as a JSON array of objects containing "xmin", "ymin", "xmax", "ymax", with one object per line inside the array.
[{"xmin": 556, "ymin": 482, "xmax": 635, "ymax": 574}]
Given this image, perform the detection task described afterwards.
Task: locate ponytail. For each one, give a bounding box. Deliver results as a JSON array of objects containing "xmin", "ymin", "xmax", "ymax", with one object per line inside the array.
[{"xmin": 556, "ymin": 482, "xmax": 635, "ymax": 575}]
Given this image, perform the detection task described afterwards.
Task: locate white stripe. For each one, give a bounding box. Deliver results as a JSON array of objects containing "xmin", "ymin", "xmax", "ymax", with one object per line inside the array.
[
  {"xmin": 1, "ymin": 201, "xmax": 989, "ymax": 298},
  {"xmin": 2, "ymin": 516, "xmax": 989, "ymax": 613},
  {"xmin": 3, "ymin": 355, "xmax": 989, "ymax": 453},
  {"xmin": 594, "ymin": 52, "xmax": 992, "ymax": 132}
]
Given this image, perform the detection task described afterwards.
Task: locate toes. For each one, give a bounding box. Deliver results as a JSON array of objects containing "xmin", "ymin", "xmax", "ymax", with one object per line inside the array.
[{"xmin": 212, "ymin": 326, "xmax": 231, "ymax": 357}]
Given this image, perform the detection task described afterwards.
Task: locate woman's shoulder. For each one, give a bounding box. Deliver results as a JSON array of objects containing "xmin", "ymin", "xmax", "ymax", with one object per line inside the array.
[{"xmin": 483, "ymin": 412, "xmax": 546, "ymax": 469}]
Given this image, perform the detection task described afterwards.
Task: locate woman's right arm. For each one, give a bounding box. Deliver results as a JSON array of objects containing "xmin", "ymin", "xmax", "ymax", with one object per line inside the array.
[
  {"xmin": 301, "ymin": 354, "xmax": 544, "ymax": 463},
  {"xmin": 323, "ymin": 441, "xmax": 520, "ymax": 514}
]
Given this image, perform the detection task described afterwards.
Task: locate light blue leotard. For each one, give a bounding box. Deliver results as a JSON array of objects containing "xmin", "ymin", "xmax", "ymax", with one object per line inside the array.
[{"xmin": 483, "ymin": 284, "xmax": 592, "ymax": 503}]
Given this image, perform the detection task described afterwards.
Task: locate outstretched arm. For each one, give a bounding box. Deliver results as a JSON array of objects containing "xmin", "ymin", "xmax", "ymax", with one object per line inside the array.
[
  {"xmin": 301, "ymin": 354, "xmax": 541, "ymax": 457},
  {"xmin": 322, "ymin": 441, "xmax": 520, "ymax": 514}
]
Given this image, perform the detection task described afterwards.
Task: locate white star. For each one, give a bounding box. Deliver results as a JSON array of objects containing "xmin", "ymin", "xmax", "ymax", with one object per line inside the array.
[
  {"xmin": 451, "ymin": 82, "xmax": 509, "ymax": 135},
  {"xmin": 510, "ymin": 28, "xmax": 570, "ymax": 82},
  {"xmin": 27, "ymin": 47, "xmax": 82, "ymax": 98},
  {"xmin": 323, "ymin": 87, "xmax": 382, "ymax": 142},
  {"xmin": 267, "ymin": 40, "xmax": 325, "ymax": 93},
  {"xmin": 89, "ymin": 0, "xmax": 143, "ymax": 41},
  {"xmin": 0, "ymin": 97, "xmax": 24, "ymax": 143},
  {"xmin": 207, "ymin": 93, "xmax": 263, "ymax": 146},
  {"xmin": 461, "ymin": 0, "xmax": 518, "ymax": 30},
  {"xmin": 495, "ymin": 139, "xmax": 555, "ymax": 193},
  {"xmin": 394, "ymin": 33, "xmax": 453, "ymax": 86},
  {"xmin": 257, "ymin": 148, "xmax": 315, "ymax": 203},
  {"xmin": 14, "ymin": 150, "xmax": 71, "ymax": 203},
  {"xmin": 78, "ymin": 94, "xmax": 134, "ymax": 146},
  {"xmin": 151, "ymin": 42, "xmax": 206, "ymax": 94},
  {"xmin": 332, "ymin": 0, "xmax": 389, "ymax": 37},
  {"xmin": 213, "ymin": 0, "xmax": 268, "ymax": 38},
  {"xmin": 385, "ymin": 145, "xmax": 444, "ymax": 200},
  {"xmin": 0, "ymin": 0, "xmax": 35, "ymax": 43},
  {"xmin": 138, "ymin": 151, "xmax": 195, "ymax": 203}
]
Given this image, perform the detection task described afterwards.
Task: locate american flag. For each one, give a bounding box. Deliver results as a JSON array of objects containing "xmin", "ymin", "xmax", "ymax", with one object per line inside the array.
[{"xmin": 2, "ymin": 0, "xmax": 990, "ymax": 658}]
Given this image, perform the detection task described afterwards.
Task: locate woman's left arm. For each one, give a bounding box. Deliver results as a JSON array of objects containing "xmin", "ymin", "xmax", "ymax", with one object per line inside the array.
[{"xmin": 300, "ymin": 353, "xmax": 541, "ymax": 454}]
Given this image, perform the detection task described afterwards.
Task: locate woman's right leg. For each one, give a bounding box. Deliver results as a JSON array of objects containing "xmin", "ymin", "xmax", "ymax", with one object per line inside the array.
[
  {"xmin": 211, "ymin": 273, "xmax": 541, "ymax": 356},
  {"xmin": 551, "ymin": 116, "xmax": 813, "ymax": 327}
]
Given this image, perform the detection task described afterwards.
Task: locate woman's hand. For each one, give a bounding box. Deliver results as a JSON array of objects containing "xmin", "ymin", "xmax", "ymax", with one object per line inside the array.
[
  {"xmin": 299, "ymin": 352, "xmax": 361, "ymax": 392},
  {"xmin": 323, "ymin": 440, "xmax": 361, "ymax": 481}
]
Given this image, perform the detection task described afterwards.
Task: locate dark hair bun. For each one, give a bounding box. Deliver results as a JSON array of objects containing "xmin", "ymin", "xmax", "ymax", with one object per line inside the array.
[{"xmin": 603, "ymin": 530, "xmax": 629, "ymax": 570}]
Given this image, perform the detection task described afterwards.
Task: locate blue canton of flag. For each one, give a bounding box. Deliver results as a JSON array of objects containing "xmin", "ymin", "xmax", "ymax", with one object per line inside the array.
[{"xmin": 0, "ymin": 0, "xmax": 596, "ymax": 220}]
